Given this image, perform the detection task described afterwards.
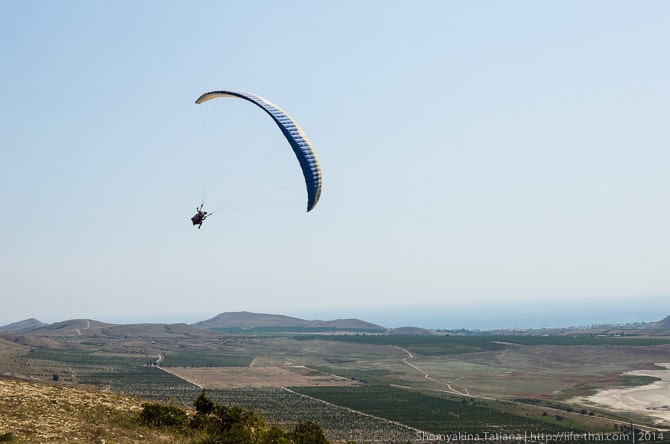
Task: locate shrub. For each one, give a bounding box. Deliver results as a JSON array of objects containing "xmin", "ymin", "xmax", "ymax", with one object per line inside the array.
[
  {"xmin": 260, "ymin": 427, "xmax": 294, "ymax": 444},
  {"xmin": 194, "ymin": 389, "xmax": 215, "ymax": 415},
  {"xmin": 144, "ymin": 390, "xmax": 333, "ymax": 444},
  {"xmin": 293, "ymin": 420, "xmax": 329, "ymax": 444},
  {"xmin": 140, "ymin": 403, "xmax": 188, "ymax": 429}
]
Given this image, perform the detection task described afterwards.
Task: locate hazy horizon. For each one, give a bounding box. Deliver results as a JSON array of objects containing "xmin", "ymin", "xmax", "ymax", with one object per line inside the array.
[{"xmin": 2, "ymin": 294, "xmax": 666, "ymax": 331}]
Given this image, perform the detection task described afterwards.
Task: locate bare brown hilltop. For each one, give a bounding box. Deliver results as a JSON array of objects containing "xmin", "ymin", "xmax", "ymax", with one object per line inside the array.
[
  {"xmin": 191, "ymin": 311, "xmax": 386, "ymax": 331},
  {"xmin": 0, "ymin": 318, "xmax": 46, "ymax": 334}
]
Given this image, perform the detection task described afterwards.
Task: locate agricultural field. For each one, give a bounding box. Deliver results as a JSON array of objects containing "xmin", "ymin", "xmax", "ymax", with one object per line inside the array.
[
  {"xmin": 204, "ymin": 387, "xmax": 420, "ymax": 443},
  {"xmin": 297, "ymin": 333, "xmax": 670, "ymax": 351},
  {"xmin": 162, "ymin": 365, "xmax": 356, "ymax": 388},
  {"xmin": 291, "ymin": 385, "xmax": 610, "ymax": 437},
  {"xmin": 294, "ymin": 336, "xmax": 670, "ymax": 399},
  {"xmin": 2, "ymin": 331, "xmax": 670, "ymax": 442}
]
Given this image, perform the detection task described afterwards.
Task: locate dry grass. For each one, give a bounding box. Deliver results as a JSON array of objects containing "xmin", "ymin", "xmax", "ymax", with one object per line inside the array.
[
  {"xmin": 162, "ymin": 365, "xmax": 356, "ymax": 388},
  {"xmin": 0, "ymin": 378, "xmax": 191, "ymax": 443},
  {"xmin": 370, "ymin": 344, "xmax": 670, "ymax": 399}
]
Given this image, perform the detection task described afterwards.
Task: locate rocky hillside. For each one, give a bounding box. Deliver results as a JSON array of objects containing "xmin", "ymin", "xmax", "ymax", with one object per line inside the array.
[{"xmin": 0, "ymin": 378, "xmax": 185, "ymax": 443}]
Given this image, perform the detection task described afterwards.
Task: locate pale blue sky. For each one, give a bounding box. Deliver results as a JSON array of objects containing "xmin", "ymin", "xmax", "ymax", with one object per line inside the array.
[{"xmin": 1, "ymin": 1, "xmax": 668, "ymax": 328}]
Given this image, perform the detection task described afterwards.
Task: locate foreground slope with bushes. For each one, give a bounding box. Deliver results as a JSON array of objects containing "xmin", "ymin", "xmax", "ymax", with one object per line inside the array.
[{"xmin": 0, "ymin": 379, "xmax": 334, "ymax": 444}]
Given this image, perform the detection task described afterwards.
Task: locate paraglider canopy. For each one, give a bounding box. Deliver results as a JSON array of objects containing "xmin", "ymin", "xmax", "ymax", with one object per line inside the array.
[{"xmin": 195, "ymin": 90, "xmax": 322, "ymax": 212}]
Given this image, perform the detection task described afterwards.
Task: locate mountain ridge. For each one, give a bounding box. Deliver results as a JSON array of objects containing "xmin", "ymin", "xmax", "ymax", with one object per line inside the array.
[
  {"xmin": 192, "ymin": 311, "xmax": 386, "ymax": 331},
  {"xmin": 0, "ymin": 311, "xmax": 387, "ymax": 335},
  {"xmin": 3, "ymin": 311, "xmax": 670, "ymax": 335}
]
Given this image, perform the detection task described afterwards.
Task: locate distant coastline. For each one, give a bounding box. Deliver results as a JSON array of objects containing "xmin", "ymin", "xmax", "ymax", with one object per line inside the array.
[
  {"xmin": 295, "ymin": 299, "xmax": 670, "ymax": 330},
  {"xmin": 2, "ymin": 294, "xmax": 669, "ymax": 332}
]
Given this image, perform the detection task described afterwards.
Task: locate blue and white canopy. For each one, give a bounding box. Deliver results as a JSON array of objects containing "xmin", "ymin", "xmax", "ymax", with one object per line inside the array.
[{"xmin": 195, "ymin": 90, "xmax": 322, "ymax": 212}]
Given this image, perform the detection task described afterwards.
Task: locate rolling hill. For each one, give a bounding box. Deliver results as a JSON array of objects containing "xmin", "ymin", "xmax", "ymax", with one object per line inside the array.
[
  {"xmin": 644, "ymin": 314, "xmax": 670, "ymax": 331},
  {"xmin": 191, "ymin": 311, "xmax": 386, "ymax": 332},
  {"xmin": 0, "ymin": 312, "xmax": 387, "ymax": 344},
  {"xmin": 0, "ymin": 318, "xmax": 46, "ymax": 333},
  {"xmin": 3, "ymin": 312, "xmax": 669, "ymax": 338}
]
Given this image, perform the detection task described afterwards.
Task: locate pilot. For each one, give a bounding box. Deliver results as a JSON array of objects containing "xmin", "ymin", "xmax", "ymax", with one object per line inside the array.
[{"xmin": 191, "ymin": 205, "xmax": 208, "ymax": 229}]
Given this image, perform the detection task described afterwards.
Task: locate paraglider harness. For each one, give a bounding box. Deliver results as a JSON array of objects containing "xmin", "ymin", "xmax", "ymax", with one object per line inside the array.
[{"xmin": 191, "ymin": 204, "xmax": 208, "ymax": 229}]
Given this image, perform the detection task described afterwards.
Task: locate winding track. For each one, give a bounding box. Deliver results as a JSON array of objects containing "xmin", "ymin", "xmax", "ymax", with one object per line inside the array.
[{"xmin": 393, "ymin": 345, "xmax": 470, "ymax": 396}]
